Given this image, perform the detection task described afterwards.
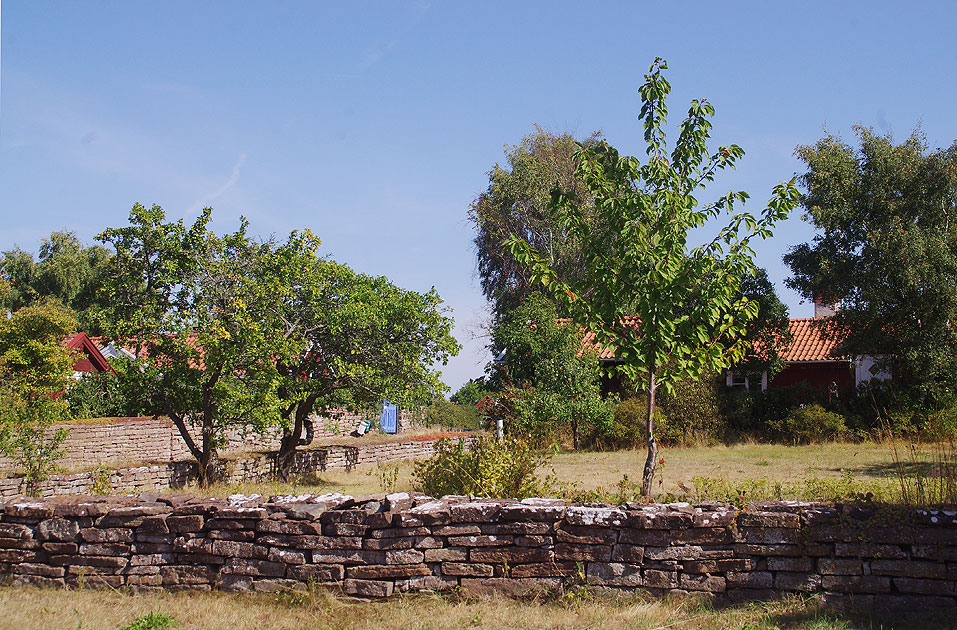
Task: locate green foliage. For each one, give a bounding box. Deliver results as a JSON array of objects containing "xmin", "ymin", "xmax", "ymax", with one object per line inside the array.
[
  {"xmin": 255, "ymin": 230, "xmax": 459, "ymax": 475},
  {"xmin": 0, "ymin": 301, "xmax": 78, "ymax": 395},
  {"xmin": 0, "ymin": 391, "xmax": 69, "ymax": 486},
  {"xmin": 490, "ymin": 295, "xmax": 611, "ymax": 449},
  {"xmin": 786, "ymin": 126, "xmax": 957, "ymax": 393},
  {"xmin": 507, "ymin": 387, "xmax": 615, "ymax": 449},
  {"xmin": 90, "ymin": 465, "xmax": 113, "ymax": 495},
  {"xmin": 607, "ymin": 397, "xmax": 651, "ymax": 450},
  {"xmin": 771, "ymin": 404, "xmax": 847, "ymax": 444},
  {"xmin": 0, "ymin": 231, "xmax": 112, "ymax": 333},
  {"xmin": 736, "ymin": 268, "xmax": 793, "ymax": 378},
  {"xmin": 0, "ymin": 302, "xmax": 78, "ymax": 486},
  {"xmin": 658, "ymin": 372, "xmax": 724, "ymax": 445},
  {"xmin": 97, "ymin": 205, "xmax": 282, "ymax": 486},
  {"xmin": 422, "ymin": 398, "xmax": 482, "ymax": 431},
  {"xmin": 64, "ymin": 358, "xmax": 154, "ymax": 419},
  {"xmin": 450, "ymin": 378, "xmax": 489, "ymax": 407},
  {"xmin": 506, "ymin": 58, "xmax": 800, "ymax": 493},
  {"xmin": 120, "ymin": 612, "xmax": 177, "ymax": 630},
  {"xmin": 413, "ymin": 436, "xmax": 549, "ymax": 499},
  {"xmin": 470, "ymin": 126, "xmax": 603, "ymax": 320}
]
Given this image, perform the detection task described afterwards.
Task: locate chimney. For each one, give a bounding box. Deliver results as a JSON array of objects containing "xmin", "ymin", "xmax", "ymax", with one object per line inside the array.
[{"xmin": 813, "ymin": 295, "xmax": 837, "ymax": 318}]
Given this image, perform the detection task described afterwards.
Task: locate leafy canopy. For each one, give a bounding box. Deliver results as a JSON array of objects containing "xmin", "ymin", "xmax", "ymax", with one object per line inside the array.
[
  {"xmin": 505, "ymin": 58, "xmax": 799, "ymax": 494},
  {"xmin": 97, "ymin": 204, "xmax": 282, "ymax": 484},
  {"xmin": 0, "ymin": 232, "xmax": 112, "ymax": 333},
  {"xmin": 507, "ymin": 59, "xmax": 799, "ymax": 396},
  {"xmin": 470, "ymin": 127, "xmax": 603, "ymax": 321},
  {"xmin": 259, "ymin": 229, "xmax": 459, "ymax": 420},
  {"xmin": 785, "ymin": 127, "xmax": 957, "ymax": 391}
]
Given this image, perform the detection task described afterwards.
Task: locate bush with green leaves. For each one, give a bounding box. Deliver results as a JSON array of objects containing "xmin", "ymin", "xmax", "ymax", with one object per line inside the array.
[
  {"xmin": 0, "ymin": 390, "xmax": 68, "ymax": 485},
  {"xmin": 507, "ymin": 386, "xmax": 615, "ymax": 449},
  {"xmin": 121, "ymin": 612, "xmax": 177, "ymax": 630},
  {"xmin": 65, "ymin": 358, "xmax": 155, "ymax": 419},
  {"xmin": 0, "ymin": 302, "xmax": 77, "ymax": 487},
  {"xmin": 771, "ymin": 403, "xmax": 847, "ymax": 444},
  {"xmin": 413, "ymin": 436, "xmax": 549, "ymax": 499},
  {"xmin": 421, "ymin": 398, "xmax": 482, "ymax": 430},
  {"xmin": 657, "ymin": 372, "xmax": 724, "ymax": 445}
]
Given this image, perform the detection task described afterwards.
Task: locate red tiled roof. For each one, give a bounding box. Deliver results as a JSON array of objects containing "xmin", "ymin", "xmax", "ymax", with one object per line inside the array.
[
  {"xmin": 558, "ymin": 317, "xmax": 641, "ymax": 361},
  {"xmin": 781, "ymin": 318, "xmax": 845, "ymax": 362},
  {"xmin": 564, "ymin": 317, "xmax": 846, "ymax": 364}
]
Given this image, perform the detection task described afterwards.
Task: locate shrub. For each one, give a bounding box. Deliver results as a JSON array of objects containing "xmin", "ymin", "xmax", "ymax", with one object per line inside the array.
[
  {"xmin": 604, "ymin": 396, "xmax": 651, "ymax": 450},
  {"xmin": 771, "ymin": 403, "xmax": 847, "ymax": 444},
  {"xmin": 0, "ymin": 388, "xmax": 68, "ymax": 487},
  {"xmin": 121, "ymin": 612, "xmax": 177, "ymax": 630},
  {"xmin": 503, "ymin": 387, "xmax": 616, "ymax": 450},
  {"xmin": 422, "ymin": 398, "xmax": 482, "ymax": 430},
  {"xmin": 413, "ymin": 436, "xmax": 549, "ymax": 499},
  {"xmin": 657, "ymin": 373, "xmax": 723, "ymax": 445},
  {"xmin": 65, "ymin": 359, "xmax": 155, "ymax": 419}
]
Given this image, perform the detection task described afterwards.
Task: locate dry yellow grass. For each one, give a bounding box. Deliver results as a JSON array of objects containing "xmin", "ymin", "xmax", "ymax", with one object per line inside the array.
[
  {"xmin": 158, "ymin": 442, "xmax": 907, "ymax": 501},
  {"xmin": 161, "ymin": 459, "xmax": 418, "ymax": 499},
  {"xmin": 549, "ymin": 442, "xmax": 905, "ymax": 496},
  {"xmin": 0, "ymin": 585, "xmax": 951, "ymax": 630}
]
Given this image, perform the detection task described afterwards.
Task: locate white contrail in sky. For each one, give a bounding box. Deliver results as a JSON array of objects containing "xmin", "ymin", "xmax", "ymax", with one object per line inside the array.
[{"xmin": 191, "ymin": 153, "xmax": 247, "ymax": 212}]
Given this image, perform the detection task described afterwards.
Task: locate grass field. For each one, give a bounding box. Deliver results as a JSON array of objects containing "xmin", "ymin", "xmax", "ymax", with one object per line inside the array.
[
  {"xmin": 1, "ymin": 584, "xmax": 953, "ymax": 630},
  {"xmin": 163, "ymin": 442, "xmax": 909, "ymax": 502}
]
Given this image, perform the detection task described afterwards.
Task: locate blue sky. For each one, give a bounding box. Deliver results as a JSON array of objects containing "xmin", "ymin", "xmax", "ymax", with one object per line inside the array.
[{"xmin": 2, "ymin": 1, "xmax": 956, "ymax": 392}]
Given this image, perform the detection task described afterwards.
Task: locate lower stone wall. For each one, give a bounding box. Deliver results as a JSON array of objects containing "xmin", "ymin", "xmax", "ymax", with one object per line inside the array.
[
  {"xmin": 0, "ymin": 409, "xmax": 417, "ymax": 472},
  {"xmin": 1, "ymin": 494, "xmax": 954, "ymax": 609},
  {"xmin": 0, "ymin": 434, "xmax": 470, "ymax": 499}
]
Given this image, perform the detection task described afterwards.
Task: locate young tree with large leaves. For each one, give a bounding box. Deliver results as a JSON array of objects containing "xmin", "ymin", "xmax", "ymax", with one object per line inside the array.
[
  {"xmin": 507, "ymin": 59, "xmax": 799, "ymax": 495},
  {"xmin": 98, "ymin": 205, "xmax": 281, "ymax": 486},
  {"xmin": 257, "ymin": 230, "xmax": 459, "ymax": 478},
  {"xmin": 785, "ymin": 127, "xmax": 957, "ymax": 393}
]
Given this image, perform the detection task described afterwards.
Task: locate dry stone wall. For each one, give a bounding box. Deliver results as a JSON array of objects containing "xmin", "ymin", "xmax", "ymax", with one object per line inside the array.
[
  {"xmin": 0, "ymin": 410, "xmax": 416, "ymax": 472},
  {"xmin": 1, "ymin": 494, "xmax": 954, "ymax": 609},
  {"xmin": 0, "ymin": 435, "xmax": 468, "ymax": 499}
]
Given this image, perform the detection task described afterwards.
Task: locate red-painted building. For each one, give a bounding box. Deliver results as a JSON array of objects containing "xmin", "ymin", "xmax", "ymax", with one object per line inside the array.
[
  {"xmin": 64, "ymin": 332, "xmax": 114, "ymax": 376},
  {"xmin": 564, "ymin": 310, "xmax": 891, "ymax": 394}
]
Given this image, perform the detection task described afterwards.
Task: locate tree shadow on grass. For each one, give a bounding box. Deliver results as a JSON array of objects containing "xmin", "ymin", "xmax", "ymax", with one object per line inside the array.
[
  {"xmin": 703, "ymin": 594, "xmax": 955, "ymax": 630},
  {"xmin": 820, "ymin": 460, "xmax": 945, "ymax": 479},
  {"xmin": 758, "ymin": 606, "xmax": 955, "ymax": 630}
]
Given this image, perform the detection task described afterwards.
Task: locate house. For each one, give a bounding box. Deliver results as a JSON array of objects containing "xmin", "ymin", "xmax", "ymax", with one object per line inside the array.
[
  {"xmin": 565, "ymin": 302, "xmax": 892, "ymax": 394},
  {"xmin": 64, "ymin": 332, "xmax": 114, "ymax": 377},
  {"xmin": 726, "ymin": 298, "xmax": 892, "ymax": 392}
]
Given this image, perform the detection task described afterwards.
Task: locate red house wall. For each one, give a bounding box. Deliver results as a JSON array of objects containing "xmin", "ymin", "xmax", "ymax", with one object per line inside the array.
[{"xmin": 768, "ymin": 362, "xmax": 854, "ymax": 390}]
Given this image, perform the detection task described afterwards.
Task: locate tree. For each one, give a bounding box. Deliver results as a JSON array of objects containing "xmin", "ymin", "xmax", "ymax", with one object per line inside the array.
[
  {"xmin": 450, "ymin": 378, "xmax": 489, "ymax": 407},
  {"xmin": 256, "ymin": 230, "xmax": 459, "ymax": 478},
  {"xmin": 489, "ymin": 294, "xmax": 611, "ymax": 449},
  {"xmin": 737, "ymin": 267, "xmax": 793, "ymax": 379},
  {"xmin": 0, "ymin": 232, "xmax": 112, "ymax": 332},
  {"xmin": 785, "ymin": 127, "xmax": 957, "ymax": 393},
  {"xmin": 507, "ymin": 59, "xmax": 799, "ymax": 495},
  {"xmin": 0, "ymin": 302, "xmax": 78, "ymax": 485},
  {"xmin": 97, "ymin": 205, "xmax": 281, "ymax": 485},
  {"xmin": 470, "ymin": 127, "xmax": 603, "ymax": 320}
]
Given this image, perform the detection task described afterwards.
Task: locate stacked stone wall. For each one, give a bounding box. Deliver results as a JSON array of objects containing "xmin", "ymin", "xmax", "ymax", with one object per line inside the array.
[
  {"xmin": 0, "ymin": 494, "xmax": 954, "ymax": 609},
  {"xmin": 0, "ymin": 434, "xmax": 470, "ymax": 499},
  {"xmin": 0, "ymin": 410, "xmax": 416, "ymax": 472}
]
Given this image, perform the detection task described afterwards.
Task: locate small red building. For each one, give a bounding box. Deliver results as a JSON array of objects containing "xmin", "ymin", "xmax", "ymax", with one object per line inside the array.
[{"xmin": 64, "ymin": 332, "xmax": 114, "ymax": 376}]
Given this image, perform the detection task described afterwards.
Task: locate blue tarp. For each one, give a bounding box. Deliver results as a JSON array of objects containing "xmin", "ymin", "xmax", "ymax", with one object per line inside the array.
[{"xmin": 379, "ymin": 400, "xmax": 398, "ymax": 434}]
